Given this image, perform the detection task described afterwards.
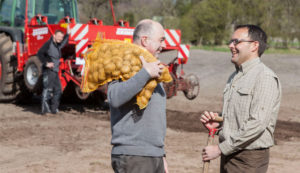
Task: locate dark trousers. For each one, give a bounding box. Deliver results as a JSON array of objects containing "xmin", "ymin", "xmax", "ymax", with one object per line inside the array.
[
  {"xmin": 111, "ymin": 155, "xmax": 164, "ymax": 173},
  {"xmin": 221, "ymin": 148, "xmax": 269, "ymax": 173},
  {"xmin": 41, "ymin": 70, "xmax": 62, "ymax": 114}
]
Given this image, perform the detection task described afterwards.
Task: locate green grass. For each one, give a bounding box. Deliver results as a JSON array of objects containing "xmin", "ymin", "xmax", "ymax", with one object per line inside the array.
[
  {"xmin": 191, "ymin": 45, "xmax": 300, "ymax": 55},
  {"xmin": 265, "ymin": 48, "xmax": 300, "ymax": 54}
]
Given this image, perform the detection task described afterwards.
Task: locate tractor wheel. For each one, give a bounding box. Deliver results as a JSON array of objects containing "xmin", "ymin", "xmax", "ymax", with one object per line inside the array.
[
  {"xmin": 24, "ymin": 56, "xmax": 43, "ymax": 93},
  {"xmin": 75, "ymin": 84, "xmax": 90, "ymax": 100},
  {"xmin": 183, "ymin": 74, "xmax": 199, "ymax": 100},
  {"xmin": 0, "ymin": 33, "xmax": 17, "ymax": 101}
]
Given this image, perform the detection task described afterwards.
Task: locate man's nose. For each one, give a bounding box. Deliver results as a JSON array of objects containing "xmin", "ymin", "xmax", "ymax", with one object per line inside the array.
[{"xmin": 228, "ymin": 42, "xmax": 234, "ymax": 49}]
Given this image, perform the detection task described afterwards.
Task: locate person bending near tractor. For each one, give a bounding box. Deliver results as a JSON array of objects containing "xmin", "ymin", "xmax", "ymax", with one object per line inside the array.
[
  {"xmin": 38, "ymin": 29, "xmax": 69, "ymax": 115},
  {"xmin": 108, "ymin": 19, "xmax": 169, "ymax": 173},
  {"xmin": 200, "ymin": 25, "xmax": 282, "ymax": 173}
]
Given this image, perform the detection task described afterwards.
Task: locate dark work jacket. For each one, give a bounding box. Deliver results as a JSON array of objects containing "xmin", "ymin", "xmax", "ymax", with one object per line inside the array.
[{"xmin": 37, "ymin": 34, "xmax": 69, "ymax": 72}]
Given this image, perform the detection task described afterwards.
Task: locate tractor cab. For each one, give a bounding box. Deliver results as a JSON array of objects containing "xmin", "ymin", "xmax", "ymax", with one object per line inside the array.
[{"xmin": 0, "ymin": 0, "xmax": 79, "ymax": 27}]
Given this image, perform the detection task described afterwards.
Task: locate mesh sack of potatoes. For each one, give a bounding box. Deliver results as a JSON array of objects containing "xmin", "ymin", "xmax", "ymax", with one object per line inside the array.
[{"xmin": 81, "ymin": 37, "xmax": 172, "ymax": 109}]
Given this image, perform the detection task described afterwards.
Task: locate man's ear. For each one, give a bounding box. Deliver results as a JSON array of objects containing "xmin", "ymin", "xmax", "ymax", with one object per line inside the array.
[
  {"xmin": 141, "ymin": 36, "xmax": 148, "ymax": 47},
  {"xmin": 251, "ymin": 41, "xmax": 259, "ymax": 54}
]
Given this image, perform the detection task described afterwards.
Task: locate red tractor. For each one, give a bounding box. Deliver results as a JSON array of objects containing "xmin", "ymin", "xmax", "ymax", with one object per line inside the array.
[{"xmin": 0, "ymin": 0, "xmax": 199, "ymax": 104}]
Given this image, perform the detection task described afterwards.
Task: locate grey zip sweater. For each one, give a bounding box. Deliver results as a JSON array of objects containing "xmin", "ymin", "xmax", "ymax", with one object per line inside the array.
[
  {"xmin": 37, "ymin": 34, "xmax": 69, "ymax": 72},
  {"xmin": 108, "ymin": 68, "xmax": 166, "ymax": 157}
]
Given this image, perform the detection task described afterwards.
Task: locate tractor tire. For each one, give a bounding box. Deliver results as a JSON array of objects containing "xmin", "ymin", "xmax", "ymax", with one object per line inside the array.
[
  {"xmin": 0, "ymin": 33, "xmax": 17, "ymax": 101},
  {"xmin": 24, "ymin": 56, "xmax": 43, "ymax": 93},
  {"xmin": 183, "ymin": 74, "xmax": 200, "ymax": 100}
]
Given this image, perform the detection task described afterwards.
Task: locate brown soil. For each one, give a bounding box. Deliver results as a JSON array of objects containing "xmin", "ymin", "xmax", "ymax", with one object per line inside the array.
[
  {"xmin": 1, "ymin": 50, "xmax": 300, "ymax": 173},
  {"xmin": 166, "ymin": 110, "xmax": 300, "ymax": 142}
]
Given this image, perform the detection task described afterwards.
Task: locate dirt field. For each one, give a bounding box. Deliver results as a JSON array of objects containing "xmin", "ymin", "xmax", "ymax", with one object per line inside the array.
[{"xmin": 1, "ymin": 50, "xmax": 300, "ymax": 173}]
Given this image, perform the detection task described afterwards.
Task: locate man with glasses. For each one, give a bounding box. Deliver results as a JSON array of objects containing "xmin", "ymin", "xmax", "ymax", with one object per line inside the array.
[{"xmin": 200, "ymin": 25, "xmax": 281, "ymax": 173}]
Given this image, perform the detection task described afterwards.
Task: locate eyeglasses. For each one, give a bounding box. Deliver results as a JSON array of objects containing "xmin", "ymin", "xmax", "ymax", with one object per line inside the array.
[{"xmin": 228, "ymin": 39, "xmax": 255, "ymax": 46}]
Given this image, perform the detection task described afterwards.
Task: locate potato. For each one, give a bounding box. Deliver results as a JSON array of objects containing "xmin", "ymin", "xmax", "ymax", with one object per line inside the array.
[
  {"xmin": 115, "ymin": 61, "xmax": 123, "ymax": 69},
  {"xmin": 123, "ymin": 60, "xmax": 131, "ymax": 66},
  {"xmin": 158, "ymin": 67, "xmax": 172, "ymax": 82},
  {"xmin": 100, "ymin": 44, "xmax": 108, "ymax": 52},
  {"xmin": 132, "ymin": 66, "xmax": 140, "ymax": 72},
  {"xmin": 88, "ymin": 71, "xmax": 94, "ymax": 81},
  {"xmin": 124, "ymin": 49, "xmax": 132, "ymax": 55},
  {"xmin": 123, "ymin": 74, "xmax": 130, "ymax": 80},
  {"xmin": 140, "ymin": 96, "xmax": 148, "ymax": 105},
  {"xmin": 130, "ymin": 58, "xmax": 140, "ymax": 66},
  {"xmin": 121, "ymin": 65, "xmax": 131, "ymax": 74},
  {"xmin": 99, "ymin": 68, "xmax": 106, "ymax": 81},
  {"xmin": 112, "ymin": 70, "xmax": 121, "ymax": 77},
  {"xmin": 145, "ymin": 80, "xmax": 157, "ymax": 90},
  {"xmin": 92, "ymin": 71, "xmax": 99, "ymax": 83},
  {"xmin": 144, "ymin": 89, "xmax": 152, "ymax": 99},
  {"xmin": 112, "ymin": 56, "xmax": 122, "ymax": 63},
  {"xmin": 123, "ymin": 54, "xmax": 132, "ymax": 60},
  {"xmin": 88, "ymin": 82, "xmax": 96, "ymax": 90},
  {"xmin": 133, "ymin": 49, "xmax": 141, "ymax": 55},
  {"xmin": 103, "ymin": 58, "xmax": 111, "ymax": 65},
  {"xmin": 104, "ymin": 63, "xmax": 116, "ymax": 74}
]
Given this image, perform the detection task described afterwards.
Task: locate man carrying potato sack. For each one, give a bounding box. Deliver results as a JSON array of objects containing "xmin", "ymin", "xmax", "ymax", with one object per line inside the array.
[{"xmin": 108, "ymin": 19, "xmax": 169, "ymax": 173}]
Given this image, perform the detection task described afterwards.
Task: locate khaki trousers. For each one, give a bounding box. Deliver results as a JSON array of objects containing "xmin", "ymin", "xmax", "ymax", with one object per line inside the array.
[{"xmin": 221, "ymin": 148, "xmax": 269, "ymax": 173}]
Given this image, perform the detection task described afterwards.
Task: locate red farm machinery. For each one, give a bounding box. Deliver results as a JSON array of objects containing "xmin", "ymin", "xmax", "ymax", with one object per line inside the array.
[{"xmin": 0, "ymin": 0, "xmax": 199, "ymax": 105}]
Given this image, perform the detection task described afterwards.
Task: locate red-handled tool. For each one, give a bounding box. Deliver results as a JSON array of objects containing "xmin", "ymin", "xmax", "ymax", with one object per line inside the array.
[{"xmin": 203, "ymin": 116, "xmax": 223, "ymax": 173}]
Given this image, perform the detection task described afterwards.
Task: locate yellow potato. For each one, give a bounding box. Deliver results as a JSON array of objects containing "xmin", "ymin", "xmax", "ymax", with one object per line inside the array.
[
  {"xmin": 115, "ymin": 61, "xmax": 123, "ymax": 69},
  {"xmin": 132, "ymin": 66, "xmax": 140, "ymax": 72},
  {"xmin": 123, "ymin": 74, "xmax": 130, "ymax": 80},
  {"xmin": 92, "ymin": 71, "xmax": 99, "ymax": 83},
  {"xmin": 158, "ymin": 67, "xmax": 172, "ymax": 82},
  {"xmin": 130, "ymin": 58, "xmax": 140, "ymax": 66},
  {"xmin": 124, "ymin": 54, "xmax": 132, "ymax": 60},
  {"xmin": 91, "ymin": 63, "xmax": 100, "ymax": 72},
  {"xmin": 144, "ymin": 89, "xmax": 152, "ymax": 99},
  {"xmin": 112, "ymin": 70, "xmax": 121, "ymax": 77},
  {"xmin": 123, "ymin": 60, "xmax": 131, "ymax": 66},
  {"xmin": 133, "ymin": 49, "xmax": 141, "ymax": 55},
  {"xmin": 88, "ymin": 71, "xmax": 94, "ymax": 81},
  {"xmin": 104, "ymin": 63, "xmax": 116, "ymax": 73},
  {"xmin": 121, "ymin": 65, "xmax": 131, "ymax": 74},
  {"xmin": 103, "ymin": 51, "xmax": 111, "ymax": 58},
  {"xmin": 112, "ymin": 56, "xmax": 122, "ymax": 63},
  {"xmin": 111, "ymin": 49, "xmax": 120, "ymax": 56},
  {"xmin": 88, "ymin": 82, "xmax": 96, "ymax": 90},
  {"xmin": 103, "ymin": 58, "xmax": 111, "ymax": 65},
  {"xmin": 140, "ymin": 96, "xmax": 148, "ymax": 106},
  {"xmin": 145, "ymin": 80, "xmax": 157, "ymax": 90},
  {"xmin": 124, "ymin": 49, "xmax": 132, "ymax": 55},
  {"xmin": 139, "ymin": 89, "xmax": 145, "ymax": 96},
  {"xmin": 100, "ymin": 44, "xmax": 108, "ymax": 52},
  {"xmin": 99, "ymin": 68, "xmax": 106, "ymax": 81},
  {"xmin": 96, "ymin": 57, "xmax": 103, "ymax": 64}
]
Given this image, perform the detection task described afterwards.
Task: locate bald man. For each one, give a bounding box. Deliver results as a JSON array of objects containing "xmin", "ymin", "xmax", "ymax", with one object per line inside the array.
[{"xmin": 108, "ymin": 19, "xmax": 169, "ymax": 173}]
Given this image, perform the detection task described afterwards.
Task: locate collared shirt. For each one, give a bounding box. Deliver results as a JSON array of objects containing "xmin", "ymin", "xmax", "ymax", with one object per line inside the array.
[{"xmin": 218, "ymin": 58, "xmax": 282, "ymax": 156}]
